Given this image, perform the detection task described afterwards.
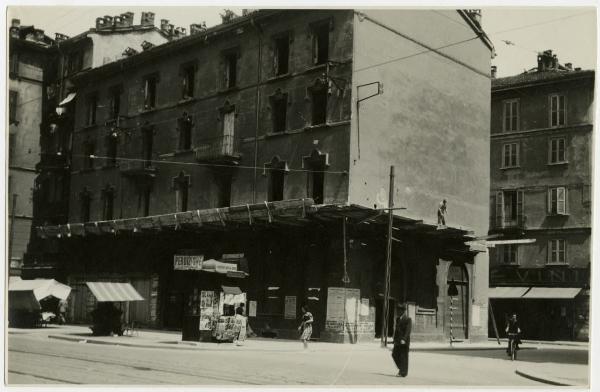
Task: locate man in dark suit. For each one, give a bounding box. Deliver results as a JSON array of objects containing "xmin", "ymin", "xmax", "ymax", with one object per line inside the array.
[{"xmin": 392, "ymin": 304, "xmax": 412, "ymax": 377}]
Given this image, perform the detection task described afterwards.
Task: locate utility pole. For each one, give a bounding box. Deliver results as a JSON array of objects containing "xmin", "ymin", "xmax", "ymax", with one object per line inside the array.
[{"xmin": 381, "ymin": 166, "xmax": 394, "ymax": 347}]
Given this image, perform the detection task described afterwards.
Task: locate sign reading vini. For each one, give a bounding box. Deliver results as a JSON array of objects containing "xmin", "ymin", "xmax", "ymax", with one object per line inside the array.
[{"xmin": 173, "ymin": 255, "xmax": 204, "ymax": 270}]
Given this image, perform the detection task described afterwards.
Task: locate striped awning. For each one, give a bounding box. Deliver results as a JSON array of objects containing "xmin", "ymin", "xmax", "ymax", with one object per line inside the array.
[
  {"xmin": 522, "ymin": 287, "xmax": 582, "ymax": 299},
  {"xmin": 86, "ymin": 282, "xmax": 144, "ymax": 302}
]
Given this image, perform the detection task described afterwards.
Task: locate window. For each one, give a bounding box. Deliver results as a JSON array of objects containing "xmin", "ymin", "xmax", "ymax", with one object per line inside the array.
[
  {"xmin": 67, "ymin": 50, "xmax": 84, "ymax": 75},
  {"xmin": 109, "ymin": 86, "xmax": 121, "ymax": 119},
  {"xmin": 548, "ymin": 239, "xmax": 567, "ymax": 264},
  {"xmin": 9, "ymin": 90, "xmax": 18, "ymax": 124},
  {"xmin": 312, "ymin": 22, "xmax": 330, "ymax": 65},
  {"xmin": 274, "ymin": 34, "xmax": 290, "ymax": 75},
  {"xmin": 503, "ymin": 100, "xmax": 519, "ymax": 132},
  {"xmin": 501, "ymin": 244, "xmax": 518, "ymax": 265},
  {"xmin": 548, "ymin": 187, "xmax": 568, "ymax": 215},
  {"xmin": 502, "ymin": 143, "xmax": 519, "ymax": 168},
  {"xmin": 80, "ymin": 190, "xmax": 92, "ymax": 222},
  {"xmin": 267, "ymin": 157, "xmax": 287, "ymax": 202},
  {"xmin": 9, "ymin": 53, "xmax": 19, "ymax": 75},
  {"xmin": 310, "ymin": 85, "xmax": 327, "ymax": 125},
  {"xmin": 216, "ymin": 173, "xmax": 232, "ymax": 208},
  {"xmin": 224, "ymin": 53, "xmax": 237, "ymax": 89},
  {"xmin": 550, "ymin": 94, "xmax": 566, "ymax": 127},
  {"xmin": 141, "ymin": 188, "xmax": 151, "ymax": 217},
  {"xmin": 495, "ymin": 190, "xmax": 524, "ymax": 228},
  {"xmin": 144, "ymin": 75, "xmax": 158, "ymax": 110},
  {"xmin": 549, "ymin": 137, "xmax": 566, "ymax": 163},
  {"xmin": 85, "ymin": 94, "xmax": 97, "ymax": 126},
  {"xmin": 106, "ymin": 134, "xmax": 118, "ymax": 167},
  {"xmin": 182, "ymin": 65, "xmax": 195, "ymax": 99},
  {"xmin": 173, "ymin": 172, "xmax": 190, "ymax": 212},
  {"xmin": 83, "ymin": 141, "xmax": 95, "ymax": 170},
  {"xmin": 142, "ymin": 127, "xmax": 154, "ymax": 168},
  {"xmin": 304, "ymin": 150, "xmax": 328, "ymax": 205},
  {"xmin": 271, "ymin": 92, "xmax": 288, "ymax": 133},
  {"xmin": 178, "ymin": 113, "xmax": 193, "ymax": 151},
  {"xmin": 222, "ymin": 109, "xmax": 235, "ymax": 155},
  {"xmin": 101, "ymin": 187, "xmax": 115, "ymax": 220}
]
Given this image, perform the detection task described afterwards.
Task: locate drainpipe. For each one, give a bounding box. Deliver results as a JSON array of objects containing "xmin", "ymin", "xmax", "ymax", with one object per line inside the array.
[{"xmin": 251, "ymin": 18, "xmax": 263, "ymax": 204}]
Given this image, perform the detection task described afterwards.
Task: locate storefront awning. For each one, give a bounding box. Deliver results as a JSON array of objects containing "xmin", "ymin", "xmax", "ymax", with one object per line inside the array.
[
  {"xmin": 488, "ymin": 287, "xmax": 530, "ymax": 298},
  {"xmin": 522, "ymin": 287, "xmax": 582, "ymax": 299},
  {"xmin": 86, "ymin": 282, "xmax": 144, "ymax": 302},
  {"xmin": 8, "ymin": 279, "xmax": 72, "ymax": 301},
  {"xmin": 222, "ymin": 286, "xmax": 242, "ymax": 295},
  {"xmin": 8, "ymin": 291, "xmax": 41, "ymax": 311},
  {"xmin": 58, "ymin": 92, "xmax": 76, "ymax": 106}
]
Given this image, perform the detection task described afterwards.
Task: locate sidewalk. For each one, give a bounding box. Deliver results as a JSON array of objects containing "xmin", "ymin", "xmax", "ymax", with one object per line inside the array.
[{"xmin": 515, "ymin": 363, "xmax": 589, "ymax": 387}]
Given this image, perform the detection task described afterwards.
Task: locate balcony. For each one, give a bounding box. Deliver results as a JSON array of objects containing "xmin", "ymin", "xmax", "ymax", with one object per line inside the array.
[
  {"xmin": 119, "ymin": 160, "xmax": 157, "ymax": 178},
  {"xmin": 194, "ymin": 135, "xmax": 241, "ymax": 163},
  {"xmin": 490, "ymin": 216, "xmax": 527, "ymax": 235}
]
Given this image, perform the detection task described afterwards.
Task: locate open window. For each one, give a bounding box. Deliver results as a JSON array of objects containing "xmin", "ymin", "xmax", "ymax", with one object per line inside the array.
[
  {"xmin": 223, "ymin": 51, "xmax": 238, "ymax": 89},
  {"xmin": 178, "ymin": 113, "xmax": 193, "ymax": 151},
  {"xmin": 303, "ymin": 149, "xmax": 328, "ymax": 204},
  {"xmin": 173, "ymin": 171, "xmax": 190, "ymax": 212},
  {"xmin": 548, "ymin": 187, "xmax": 568, "ymax": 215},
  {"xmin": 106, "ymin": 133, "xmax": 118, "ymax": 167},
  {"xmin": 495, "ymin": 190, "xmax": 524, "ymax": 228},
  {"xmin": 312, "ymin": 21, "xmax": 330, "ymax": 65},
  {"xmin": 143, "ymin": 74, "xmax": 158, "ymax": 110},
  {"xmin": 270, "ymin": 90, "xmax": 288, "ymax": 133},
  {"xmin": 101, "ymin": 186, "xmax": 115, "ymax": 220},
  {"xmin": 85, "ymin": 93, "xmax": 98, "ymax": 126},
  {"xmin": 266, "ymin": 156, "xmax": 287, "ymax": 202},
  {"xmin": 79, "ymin": 188, "xmax": 92, "ymax": 222},
  {"xmin": 109, "ymin": 85, "xmax": 122, "ymax": 120},
  {"xmin": 273, "ymin": 33, "xmax": 290, "ymax": 75},
  {"xmin": 181, "ymin": 64, "xmax": 196, "ymax": 99},
  {"xmin": 309, "ymin": 80, "xmax": 328, "ymax": 126}
]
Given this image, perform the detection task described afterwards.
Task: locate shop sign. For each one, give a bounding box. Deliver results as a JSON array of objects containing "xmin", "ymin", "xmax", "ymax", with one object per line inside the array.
[
  {"xmin": 174, "ymin": 255, "xmax": 204, "ymax": 270},
  {"xmin": 284, "ymin": 296, "xmax": 297, "ymax": 319}
]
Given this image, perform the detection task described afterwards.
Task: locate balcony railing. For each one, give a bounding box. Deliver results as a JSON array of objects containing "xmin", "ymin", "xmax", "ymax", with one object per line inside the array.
[{"xmin": 194, "ymin": 135, "xmax": 241, "ymax": 163}]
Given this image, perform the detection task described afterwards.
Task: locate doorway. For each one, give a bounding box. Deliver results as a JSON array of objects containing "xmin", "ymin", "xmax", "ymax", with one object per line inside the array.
[
  {"xmin": 446, "ymin": 262, "xmax": 469, "ymax": 340},
  {"xmin": 375, "ymin": 297, "xmax": 396, "ymax": 338}
]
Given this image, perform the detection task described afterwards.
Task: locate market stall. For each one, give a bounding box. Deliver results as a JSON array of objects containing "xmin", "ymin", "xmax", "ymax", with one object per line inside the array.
[
  {"xmin": 8, "ymin": 278, "xmax": 72, "ymax": 327},
  {"xmin": 86, "ymin": 282, "xmax": 144, "ymax": 336}
]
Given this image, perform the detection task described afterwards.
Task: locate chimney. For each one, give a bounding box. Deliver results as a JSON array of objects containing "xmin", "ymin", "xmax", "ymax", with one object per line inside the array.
[
  {"xmin": 11, "ymin": 19, "xmax": 20, "ymax": 28},
  {"xmin": 552, "ymin": 54, "xmax": 558, "ymax": 69},
  {"xmin": 121, "ymin": 12, "xmax": 134, "ymax": 27},
  {"xmin": 55, "ymin": 32, "xmax": 69, "ymax": 42},
  {"xmin": 491, "ymin": 65, "xmax": 497, "ymax": 79},
  {"xmin": 141, "ymin": 41, "xmax": 154, "ymax": 51},
  {"xmin": 161, "ymin": 19, "xmax": 170, "ymax": 31},
  {"xmin": 9, "ymin": 27, "xmax": 20, "ymax": 39},
  {"xmin": 113, "ymin": 16, "xmax": 124, "ymax": 28},
  {"xmin": 122, "ymin": 47, "xmax": 138, "ymax": 57},
  {"xmin": 220, "ymin": 10, "xmax": 238, "ymax": 24},
  {"xmin": 565, "ymin": 63, "xmax": 573, "ymax": 70},
  {"xmin": 103, "ymin": 15, "xmax": 114, "ymax": 27},
  {"xmin": 537, "ymin": 50, "xmax": 555, "ymax": 72},
  {"xmin": 96, "ymin": 17, "xmax": 106, "ymax": 29},
  {"xmin": 174, "ymin": 27, "xmax": 187, "ymax": 38},
  {"xmin": 190, "ymin": 22, "xmax": 207, "ymax": 35},
  {"xmin": 141, "ymin": 12, "xmax": 155, "ymax": 27},
  {"xmin": 34, "ymin": 29, "xmax": 45, "ymax": 42}
]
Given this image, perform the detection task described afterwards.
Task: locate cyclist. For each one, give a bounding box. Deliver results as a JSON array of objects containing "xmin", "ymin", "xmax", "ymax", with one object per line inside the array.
[{"xmin": 505, "ymin": 313, "xmax": 522, "ymax": 356}]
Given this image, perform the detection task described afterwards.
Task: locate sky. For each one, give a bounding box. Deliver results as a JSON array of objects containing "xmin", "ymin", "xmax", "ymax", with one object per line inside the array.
[{"xmin": 6, "ymin": 6, "xmax": 597, "ymax": 78}]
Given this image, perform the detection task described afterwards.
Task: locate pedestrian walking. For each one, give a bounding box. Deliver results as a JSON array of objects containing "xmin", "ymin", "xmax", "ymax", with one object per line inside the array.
[
  {"xmin": 392, "ymin": 304, "xmax": 412, "ymax": 377},
  {"xmin": 298, "ymin": 304, "xmax": 313, "ymax": 350},
  {"xmin": 58, "ymin": 299, "xmax": 68, "ymax": 325}
]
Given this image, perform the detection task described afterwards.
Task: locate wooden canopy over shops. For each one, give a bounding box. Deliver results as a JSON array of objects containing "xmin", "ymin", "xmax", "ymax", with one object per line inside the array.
[{"xmin": 36, "ymin": 198, "xmax": 475, "ymax": 244}]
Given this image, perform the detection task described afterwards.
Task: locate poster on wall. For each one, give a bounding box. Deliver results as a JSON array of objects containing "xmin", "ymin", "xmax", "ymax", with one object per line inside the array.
[
  {"xmin": 326, "ymin": 288, "xmax": 360, "ymax": 322},
  {"xmin": 249, "ymin": 300, "xmax": 257, "ymax": 317},
  {"xmin": 360, "ymin": 298, "xmax": 370, "ymax": 316},
  {"xmin": 284, "ymin": 296, "xmax": 297, "ymax": 319},
  {"xmin": 199, "ymin": 291, "xmax": 215, "ymax": 330}
]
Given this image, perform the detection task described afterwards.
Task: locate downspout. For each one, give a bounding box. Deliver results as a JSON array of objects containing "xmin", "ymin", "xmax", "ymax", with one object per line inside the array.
[{"xmin": 251, "ymin": 18, "xmax": 263, "ymax": 204}]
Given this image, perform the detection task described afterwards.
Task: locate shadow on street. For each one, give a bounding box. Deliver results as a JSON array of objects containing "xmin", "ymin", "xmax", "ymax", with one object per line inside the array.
[{"xmin": 426, "ymin": 348, "xmax": 588, "ymax": 365}]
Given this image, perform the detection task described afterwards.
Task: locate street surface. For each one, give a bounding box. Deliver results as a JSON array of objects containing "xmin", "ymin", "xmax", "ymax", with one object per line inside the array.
[{"xmin": 7, "ymin": 332, "xmax": 588, "ymax": 386}]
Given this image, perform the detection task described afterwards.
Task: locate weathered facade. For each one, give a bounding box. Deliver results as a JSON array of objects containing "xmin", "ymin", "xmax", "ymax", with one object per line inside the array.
[
  {"xmin": 8, "ymin": 20, "xmax": 54, "ymax": 276},
  {"xmin": 34, "ymin": 9, "xmax": 493, "ymax": 343},
  {"xmin": 488, "ymin": 50, "xmax": 593, "ymax": 341}
]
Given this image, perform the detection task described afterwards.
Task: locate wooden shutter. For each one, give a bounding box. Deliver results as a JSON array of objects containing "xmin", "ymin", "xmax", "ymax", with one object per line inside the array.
[
  {"xmin": 516, "ymin": 190, "xmax": 524, "ymax": 225},
  {"xmin": 547, "ymin": 188, "xmax": 553, "ymax": 214},
  {"xmin": 564, "ymin": 187, "xmax": 569, "ymax": 214},
  {"xmin": 495, "ymin": 191, "xmax": 503, "ymax": 228}
]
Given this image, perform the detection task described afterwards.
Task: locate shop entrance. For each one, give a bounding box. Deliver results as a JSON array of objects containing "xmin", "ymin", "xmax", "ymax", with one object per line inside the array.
[
  {"xmin": 375, "ymin": 298, "xmax": 396, "ymax": 338},
  {"xmin": 164, "ymin": 291, "xmax": 184, "ymax": 329},
  {"xmin": 446, "ymin": 262, "xmax": 469, "ymax": 340}
]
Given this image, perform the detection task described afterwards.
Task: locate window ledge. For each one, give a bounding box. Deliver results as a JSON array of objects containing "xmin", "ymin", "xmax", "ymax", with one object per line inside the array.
[
  {"xmin": 140, "ymin": 107, "xmax": 158, "ymax": 114},
  {"xmin": 268, "ymin": 73, "xmax": 291, "ymax": 82},
  {"xmin": 501, "ymin": 264, "xmax": 520, "ymax": 267},
  {"xmin": 500, "ymin": 166, "xmax": 520, "ymax": 170},
  {"xmin": 547, "ymin": 213, "xmax": 570, "ymax": 217},
  {"xmin": 546, "ymin": 263, "xmax": 569, "ymax": 267},
  {"xmin": 265, "ymin": 131, "xmax": 289, "ymax": 138},
  {"xmin": 548, "ymin": 161, "xmax": 569, "ymax": 166}
]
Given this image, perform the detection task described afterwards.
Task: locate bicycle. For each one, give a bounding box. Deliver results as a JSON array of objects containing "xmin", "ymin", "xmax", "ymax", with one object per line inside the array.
[{"xmin": 507, "ymin": 332, "xmax": 519, "ymax": 361}]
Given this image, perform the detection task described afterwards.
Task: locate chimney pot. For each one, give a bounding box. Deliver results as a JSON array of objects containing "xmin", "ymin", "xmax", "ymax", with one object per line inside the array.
[
  {"xmin": 190, "ymin": 22, "xmax": 207, "ymax": 35},
  {"xmin": 491, "ymin": 65, "xmax": 497, "ymax": 79},
  {"xmin": 11, "ymin": 19, "xmax": 20, "ymax": 28},
  {"xmin": 121, "ymin": 12, "xmax": 134, "ymax": 27},
  {"xmin": 9, "ymin": 27, "xmax": 20, "ymax": 39},
  {"xmin": 161, "ymin": 19, "xmax": 169, "ymax": 30},
  {"xmin": 96, "ymin": 17, "xmax": 106, "ymax": 29},
  {"xmin": 565, "ymin": 63, "xmax": 573, "ymax": 70},
  {"xmin": 103, "ymin": 16, "xmax": 114, "ymax": 27}
]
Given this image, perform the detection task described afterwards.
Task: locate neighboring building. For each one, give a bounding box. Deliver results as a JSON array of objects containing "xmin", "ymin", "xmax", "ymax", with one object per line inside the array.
[
  {"xmin": 488, "ymin": 50, "xmax": 593, "ymax": 341},
  {"xmin": 8, "ymin": 19, "xmax": 54, "ymax": 276},
  {"xmin": 36, "ymin": 9, "xmax": 494, "ymax": 343},
  {"xmin": 23, "ymin": 11, "xmax": 172, "ymax": 278}
]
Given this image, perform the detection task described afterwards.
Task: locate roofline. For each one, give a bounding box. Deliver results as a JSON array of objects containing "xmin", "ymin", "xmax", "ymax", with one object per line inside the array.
[
  {"xmin": 457, "ymin": 10, "xmax": 495, "ymax": 56},
  {"xmin": 72, "ymin": 9, "xmax": 281, "ymax": 83},
  {"xmin": 492, "ymin": 70, "xmax": 595, "ymax": 92},
  {"xmin": 9, "ymin": 36, "xmax": 53, "ymax": 52},
  {"xmin": 54, "ymin": 25, "xmax": 169, "ymax": 48}
]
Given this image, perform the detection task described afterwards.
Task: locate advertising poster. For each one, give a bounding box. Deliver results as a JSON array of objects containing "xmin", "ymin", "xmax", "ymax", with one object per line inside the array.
[
  {"xmin": 360, "ymin": 298, "xmax": 370, "ymax": 316},
  {"xmin": 249, "ymin": 300, "xmax": 257, "ymax": 317},
  {"xmin": 284, "ymin": 296, "xmax": 297, "ymax": 319},
  {"xmin": 326, "ymin": 288, "xmax": 360, "ymax": 322}
]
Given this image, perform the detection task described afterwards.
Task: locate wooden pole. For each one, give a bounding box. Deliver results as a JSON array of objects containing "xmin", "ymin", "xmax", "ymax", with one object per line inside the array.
[
  {"xmin": 488, "ymin": 299, "xmax": 501, "ymax": 344},
  {"xmin": 381, "ymin": 166, "xmax": 394, "ymax": 347}
]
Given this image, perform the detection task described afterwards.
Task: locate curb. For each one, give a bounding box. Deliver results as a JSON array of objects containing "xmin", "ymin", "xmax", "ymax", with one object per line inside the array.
[{"xmin": 514, "ymin": 369, "xmax": 574, "ymax": 386}]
